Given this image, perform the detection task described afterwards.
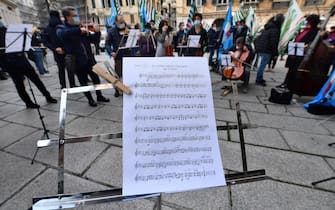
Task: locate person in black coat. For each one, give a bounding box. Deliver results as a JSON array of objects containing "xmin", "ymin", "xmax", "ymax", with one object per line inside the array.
[
  {"xmin": 44, "ymin": 10, "xmax": 76, "ymax": 88},
  {"xmin": 280, "ymin": 14, "xmax": 320, "ymax": 88},
  {"xmin": 0, "ymin": 27, "xmax": 57, "ymax": 108},
  {"xmin": 254, "ymin": 14, "xmax": 284, "ymax": 86},
  {"xmin": 57, "ymin": 6, "xmax": 109, "ymax": 107},
  {"xmin": 185, "ymin": 13, "xmax": 208, "ymax": 56},
  {"xmin": 105, "ymin": 14, "xmax": 130, "ymax": 77}
]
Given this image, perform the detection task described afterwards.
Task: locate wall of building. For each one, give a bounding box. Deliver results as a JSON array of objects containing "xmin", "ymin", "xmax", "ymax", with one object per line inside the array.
[{"xmin": 0, "ymin": 0, "xmax": 21, "ymax": 25}]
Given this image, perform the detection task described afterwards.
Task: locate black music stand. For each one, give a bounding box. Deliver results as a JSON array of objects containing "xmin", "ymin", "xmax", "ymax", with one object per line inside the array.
[{"xmin": 5, "ymin": 25, "xmax": 50, "ymax": 164}]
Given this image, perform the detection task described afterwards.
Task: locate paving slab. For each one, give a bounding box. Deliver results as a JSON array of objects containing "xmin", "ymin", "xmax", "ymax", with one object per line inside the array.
[
  {"xmin": 0, "ymin": 103, "xmax": 26, "ymax": 118},
  {"xmin": 247, "ymin": 111, "xmax": 330, "ymax": 135},
  {"xmin": 265, "ymin": 103, "xmax": 292, "ymax": 116},
  {"xmin": 0, "ymin": 151, "xmax": 45, "ymax": 205},
  {"xmin": 281, "ymin": 130, "xmax": 335, "ymax": 157},
  {"xmin": 231, "ymin": 179, "xmax": 335, "ymax": 210},
  {"xmin": 98, "ymin": 137, "xmax": 122, "ymax": 147},
  {"xmin": 215, "ymin": 108, "xmax": 249, "ymax": 123},
  {"xmin": 0, "ymin": 168, "xmax": 107, "ymax": 210},
  {"xmin": 0, "ymin": 92, "xmax": 19, "ymax": 102},
  {"xmin": 321, "ymin": 121, "xmax": 335, "ymax": 136},
  {"xmin": 162, "ymin": 186, "xmax": 229, "ymax": 210},
  {"xmin": 65, "ymin": 117, "xmax": 122, "ymax": 136},
  {"xmin": 0, "ymin": 120, "xmax": 8, "ymax": 128},
  {"xmin": 0, "ymin": 123, "xmax": 37, "ymax": 149},
  {"xmin": 4, "ymin": 109, "xmax": 77, "ymax": 131},
  {"xmin": 73, "ymin": 198, "xmax": 156, "ymax": 210},
  {"xmin": 219, "ymin": 127, "xmax": 290, "ymax": 150},
  {"xmin": 234, "ymin": 101, "xmax": 267, "ymax": 113},
  {"xmin": 6, "ymin": 130, "xmax": 108, "ymax": 175},
  {"xmin": 84, "ymin": 146, "xmax": 122, "ymax": 187},
  {"xmin": 287, "ymin": 105, "xmax": 330, "ymax": 120},
  {"xmin": 90, "ymin": 105, "xmax": 123, "ymax": 122},
  {"xmin": 213, "ymin": 98, "xmax": 231, "ymax": 109},
  {"xmin": 220, "ymin": 141, "xmax": 334, "ymax": 188},
  {"xmin": 326, "ymin": 158, "xmax": 335, "ymax": 171}
]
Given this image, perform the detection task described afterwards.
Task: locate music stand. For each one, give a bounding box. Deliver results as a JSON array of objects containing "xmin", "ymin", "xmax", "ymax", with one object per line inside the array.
[{"xmin": 4, "ymin": 24, "xmax": 50, "ymax": 164}]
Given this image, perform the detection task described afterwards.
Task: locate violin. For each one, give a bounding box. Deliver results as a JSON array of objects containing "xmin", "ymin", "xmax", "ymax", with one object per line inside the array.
[{"xmin": 223, "ymin": 45, "xmax": 249, "ymax": 80}]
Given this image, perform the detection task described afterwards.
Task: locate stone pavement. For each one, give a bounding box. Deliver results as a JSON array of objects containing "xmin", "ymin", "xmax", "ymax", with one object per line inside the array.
[{"xmin": 0, "ymin": 54, "xmax": 334, "ymax": 210}]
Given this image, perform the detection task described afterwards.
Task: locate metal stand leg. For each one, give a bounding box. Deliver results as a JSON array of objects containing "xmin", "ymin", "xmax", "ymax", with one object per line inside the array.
[{"xmin": 27, "ymin": 78, "xmax": 50, "ymax": 164}]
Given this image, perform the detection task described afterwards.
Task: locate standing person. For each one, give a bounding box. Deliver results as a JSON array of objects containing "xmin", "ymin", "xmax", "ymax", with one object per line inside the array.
[
  {"xmin": 280, "ymin": 14, "xmax": 320, "ymax": 88},
  {"xmin": 0, "ymin": 27, "xmax": 57, "ymax": 108},
  {"xmin": 155, "ymin": 20, "xmax": 173, "ymax": 57},
  {"xmin": 44, "ymin": 10, "xmax": 76, "ymax": 89},
  {"xmin": 174, "ymin": 22, "xmax": 185, "ymax": 56},
  {"xmin": 207, "ymin": 22, "xmax": 220, "ymax": 66},
  {"xmin": 0, "ymin": 18, "xmax": 8, "ymax": 80},
  {"xmin": 234, "ymin": 19, "xmax": 249, "ymax": 43},
  {"xmin": 254, "ymin": 14, "xmax": 284, "ymax": 86},
  {"xmin": 57, "ymin": 6, "xmax": 110, "ymax": 107},
  {"xmin": 31, "ymin": 27, "xmax": 49, "ymax": 76},
  {"xmin": 185, "ymin": 13, "xmax": 207, "ymax": 56},
  {"xmin": 105, "ymin": 14, "xmax": 130, "ymax": 77},
  {"xmin": 266, "ymin": 55, "xmax": 278, "ymax": 72},
  {"xmin": 138, "ymin": 23, "xmax": 155, "ymax": 57}
]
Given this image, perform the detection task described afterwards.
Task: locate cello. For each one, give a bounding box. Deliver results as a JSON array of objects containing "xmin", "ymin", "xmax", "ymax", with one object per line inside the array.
[
  {"xmin": 289, "ymin": 6, "xmax": 335, "ymax": 96},
  {"xmin": 223, "ymin": 45, "xmax": 250, "ymax": 80}
]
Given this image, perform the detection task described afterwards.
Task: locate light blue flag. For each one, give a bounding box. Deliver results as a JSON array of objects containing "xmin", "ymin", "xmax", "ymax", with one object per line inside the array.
[
  {"xmin": 141, "ymin": 1, "xmax": 149, "ymax": 30},
  {"xmin": 304, "ymin": 68, "xmax": 335, "ymax": 109},
  {"xmin": 218, "ymin": 1, "xmax": 234, "ymax": 61},
  {"xmin": 110, "ymin": 0, "xmax": 117, "ymax": 26}
]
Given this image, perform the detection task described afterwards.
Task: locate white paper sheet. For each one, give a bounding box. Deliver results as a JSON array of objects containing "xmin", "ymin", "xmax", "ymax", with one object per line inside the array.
[
  {"xmin": 221, "ymin": 54, "xmax": 232, "ymax": 66},
  {"xmin": 5, "ymin": 24, "xmax": 32, "ymax": 53},
  {"xmin": 125, "ymin": 29, "xmax": 140, "ymax": 48},
  {"xmin": 188, "ymin": 35, "xmax": 200, "ymax": 48},
  {"xmin": 122, "ymin": 57, "xmax": 226, "ymax": 196},
  {"xmin": 288, "ymin": 42, "xmax": 304, "ymax": 56}
]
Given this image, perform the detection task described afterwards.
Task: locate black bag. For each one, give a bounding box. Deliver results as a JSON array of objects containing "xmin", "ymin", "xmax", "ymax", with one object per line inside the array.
[
  {"xmin": 27, "ymin": 49, "xmax": 36, "ymax": 62},
  {"xmin": 269, "ymin": 87, "xmax": 293, "ymax": 104}
]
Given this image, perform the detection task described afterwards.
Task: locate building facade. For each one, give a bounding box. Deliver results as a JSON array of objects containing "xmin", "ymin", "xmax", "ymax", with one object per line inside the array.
[
  {"xmin": 85, "ymin": 0, "xmax": 333, "ymax": 30},
  {"xmin": 0, "ymin": 0, "xmax": 21, "ymax": 25},
  {"xmin": 13, "ymin": 0, "xmax": 39, "ymax": 26}
]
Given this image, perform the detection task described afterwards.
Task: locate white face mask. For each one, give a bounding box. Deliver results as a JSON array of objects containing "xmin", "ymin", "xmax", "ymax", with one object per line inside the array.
[{"xmin": 193, "ymin": 20, "xmax": 201, "ymax": 26}]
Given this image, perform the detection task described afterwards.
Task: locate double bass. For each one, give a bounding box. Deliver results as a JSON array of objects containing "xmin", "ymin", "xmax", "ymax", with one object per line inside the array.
[{"xmin": 288, "ymin": 6, "xmax": 335, "ymax": 96}]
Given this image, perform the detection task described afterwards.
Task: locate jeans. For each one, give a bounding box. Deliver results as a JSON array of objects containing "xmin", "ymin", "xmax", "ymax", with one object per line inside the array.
[
  {"xmin": 209, "ymin": 48, "xmax": 215, "ymax": 65},
  {"xmin": 256, "ymin": 53, "xmax": 271, "ymax": 82},
  {"xmin": 33, "ymin": 48, "xmax": 47, "ymax": 75}
]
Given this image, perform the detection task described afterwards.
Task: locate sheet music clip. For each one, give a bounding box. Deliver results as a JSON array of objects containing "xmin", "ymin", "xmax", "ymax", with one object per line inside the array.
[
  {"xmin": 93, "ymin": 64, "xmax": 132, "ymax": 95},
  {"xmin": 288, "ymin": 42, "xmax": 304, "ymax": 56},
  {"xmin": 221, "ymin": 54, "xmax": 232, "ymax": 66}
]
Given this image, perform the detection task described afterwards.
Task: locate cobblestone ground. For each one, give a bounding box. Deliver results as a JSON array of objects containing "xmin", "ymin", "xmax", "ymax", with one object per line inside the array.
[{"xmin": 0, "ymin": 53, "xmax": 334, "ymax": 210}]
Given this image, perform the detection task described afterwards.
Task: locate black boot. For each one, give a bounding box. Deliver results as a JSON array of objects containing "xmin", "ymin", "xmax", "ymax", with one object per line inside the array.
[
  {"xmin": 26, "ymin": 102, "xmax": 40, "ymax": 109},
  {"xmin": 85, "ymin": 92, "xmax": 97, "ymax": 107},
  {"xmin": 97, "ymin": 95, "xmax": 110, "ymax": 102},
  {"xmin": 46, "ymin": 96, "xmax": 57, "ymax": 103}
]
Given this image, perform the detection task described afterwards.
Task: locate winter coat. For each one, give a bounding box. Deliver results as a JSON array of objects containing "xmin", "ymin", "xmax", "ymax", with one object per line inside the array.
[{"xmin": 254, "ymin": 22, "xmax": 281, "ymax": 56}]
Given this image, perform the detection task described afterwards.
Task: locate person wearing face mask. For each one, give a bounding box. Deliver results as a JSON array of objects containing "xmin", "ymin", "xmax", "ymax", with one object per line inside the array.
[
  {"xmin": 207, "ymin": 22, "xmax": 220, "ymax": 67},
  {"xmin": 105, "ymin": 14, "xmax": 130, "ymax": 77},
  {"xmin": 57, "ymin": 6, "xmax": 110, "ymax": 107},
  {"xmin": 155, "ymin": 20, "xmax": 174, "ymax": 57},
  {"xmin": 138, "ymin": 23, "xmax": 156, "ymax": 57},
  {"xmin": 185, "ymin": 13, "xmax": 208, "ymax": 57}
]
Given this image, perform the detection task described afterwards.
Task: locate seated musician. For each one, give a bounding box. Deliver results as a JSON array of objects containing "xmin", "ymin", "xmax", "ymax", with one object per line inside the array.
[
  {"xmin": 222, "ymin": 37, "xmax": 252, "ymax": 94},
  {"xmin": 279, "ymin": 14, "xmax": 320, "ymax": 89}
]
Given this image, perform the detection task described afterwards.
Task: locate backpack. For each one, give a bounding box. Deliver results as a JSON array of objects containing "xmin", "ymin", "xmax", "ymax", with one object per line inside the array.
[{"xmin": 269, "ymin": 87, "xmax": 293, "ymax": 104}]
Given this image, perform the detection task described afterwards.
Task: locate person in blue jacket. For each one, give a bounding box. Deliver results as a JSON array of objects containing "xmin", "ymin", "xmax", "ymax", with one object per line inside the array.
[{"xmin": 57, "ymin": 6, "xmax": 109, "ymax": 107}]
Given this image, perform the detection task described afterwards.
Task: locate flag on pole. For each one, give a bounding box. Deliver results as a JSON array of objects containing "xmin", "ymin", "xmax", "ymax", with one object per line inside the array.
[
  {"xmin": 278, "ymin": 0, "xmax": 305, "ymax": 55},
  {"xmin": 155, "ymin": 16, "xmax": 162, "ymax": 29},
  {"xmin": 218, "ymin": 0, "xmax": 234, "ymax": 61},
  {"xmin": 245, "ymin": 5, "xmax": 260, "ymax": 42},
  {"xmin": 114, "ymin": 0, "xmax": 122, "ymax": 15},
  {"xmin": 184, "ymin": 2, "xmax": 197, "ymax": 36},
  {"xmin": 233, "ymin": 3, "xmax": 245, "ymax": 24},
  {"xmin": 110, "ymin": 0, "xmax": 119, "ymax": 26},
  {"xmin": 304, "ymin": 67, "xmax": 335, "ymax": 110}
]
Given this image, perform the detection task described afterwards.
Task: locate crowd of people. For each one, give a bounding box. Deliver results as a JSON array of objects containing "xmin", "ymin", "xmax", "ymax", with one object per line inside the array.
[{"xmin": 0, "ymin": 6, "xmax": 334, "ymax": 108}]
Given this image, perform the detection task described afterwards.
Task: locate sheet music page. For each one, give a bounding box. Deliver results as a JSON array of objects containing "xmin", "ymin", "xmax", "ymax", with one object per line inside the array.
[
  {"xmin": 288, "ymin": 42, "xmax": 304, "ymax": 56},
  {"xmin": 188, "ymin": 35, "xmax": 201, "ymax": 48},
  {"xmin": 122, "ymin": 57, "xmax": 226, "ymax": 196},
  {"xmin": 5, "ymin": 24, "xmax": 32, "ymax": 53},
  {"xmin": 221, "ymin": 54, "xmax": 232, "ymax": 66},
  {"xmin": 125, "ymin": 29, "xmax": 140, "ymax": 48}
]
